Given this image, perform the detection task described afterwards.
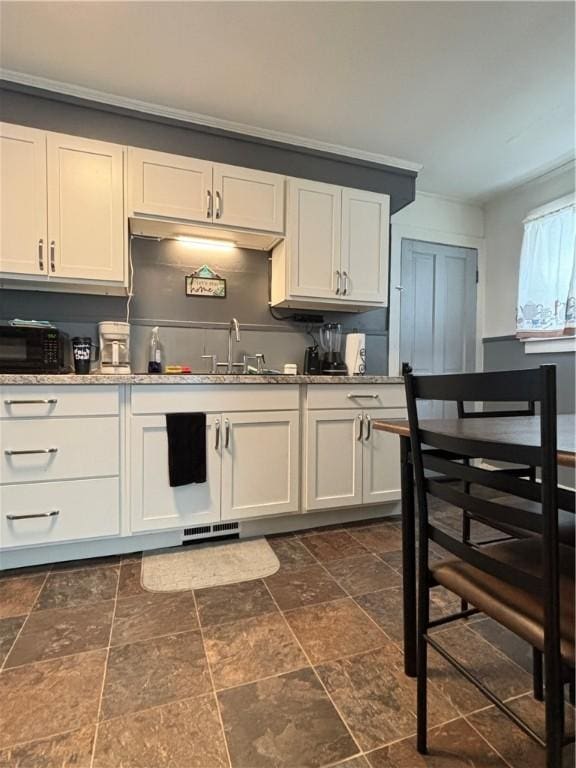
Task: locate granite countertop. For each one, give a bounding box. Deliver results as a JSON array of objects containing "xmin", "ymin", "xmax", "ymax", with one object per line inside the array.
[{"xmin": 0, "ymin": 373, "xmax": 403, "ymax": 386}]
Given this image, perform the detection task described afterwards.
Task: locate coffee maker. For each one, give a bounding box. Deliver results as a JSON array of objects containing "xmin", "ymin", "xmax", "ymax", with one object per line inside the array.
[
  {"xmin": 319, "ymin": 323, "xmax": 348, "ymax": 375},
  {"xmin": 98, "ymin": 322, "xmax": 131, "ymax": 374}
]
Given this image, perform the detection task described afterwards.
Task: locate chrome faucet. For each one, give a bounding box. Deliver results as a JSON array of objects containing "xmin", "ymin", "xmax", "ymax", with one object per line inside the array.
[{"xmin": 227, "ymin": 317, "xmax": 241, "ymax": 374}]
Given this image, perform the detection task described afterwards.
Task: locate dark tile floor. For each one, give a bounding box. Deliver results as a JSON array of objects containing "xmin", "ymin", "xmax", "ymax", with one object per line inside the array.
[{"xmin": 0, "ymin": 512, "xmax": 573, "ymax": 768}]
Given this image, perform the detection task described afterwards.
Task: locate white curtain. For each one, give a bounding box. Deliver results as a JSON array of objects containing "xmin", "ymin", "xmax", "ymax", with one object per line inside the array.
[{"xmin": 516, "ymin": 204, "xmax": 576, "ymax": 337}]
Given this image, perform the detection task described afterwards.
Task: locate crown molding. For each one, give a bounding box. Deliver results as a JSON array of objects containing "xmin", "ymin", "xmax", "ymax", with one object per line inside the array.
[{"xmin": 0, "ymin": 68, "xmax": 422, "ymax": 174}]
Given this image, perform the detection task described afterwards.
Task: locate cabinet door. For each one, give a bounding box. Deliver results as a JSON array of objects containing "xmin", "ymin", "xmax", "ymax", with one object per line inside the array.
[
  {"xmin": 305, "ymin": 409, "xmax": 363, "ymax": 511},
  {"xmin": 221, "ymin": 411, "xmax": 299, "ymax": 520},
  {"xmin": 0, "ymin": 123, "xmax": 48, "ymax": 276},
  {"xmin": 47, "ymin": 134, "xmax": 125, "ymax": 282},
  {"xmin": 128, "ymin": 147, "xmax": 213, "ymax": 222},
  {"xmin": 341, "ymin": 188, "xmax": 390, "ymax": 304},
  {"xmin": 131, "ymin": 415, "xmax": 221, "ymax": 533},
  {"xmin": 213, "ymin": 164, "xmax": 284, "ymax": 233},
  {"xmin": 287, "ymin": 179, "xmax": 341, "ymax": 299},
  {"xmin": 362, "ymin": 408, "xmax": 404, "ymax": 504}
]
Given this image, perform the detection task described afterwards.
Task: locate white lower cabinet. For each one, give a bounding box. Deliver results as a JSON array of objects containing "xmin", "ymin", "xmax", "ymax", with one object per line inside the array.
[
  {"xmin": 1, "ymin": 477, "xmax": 120, "ymax": 548},
  {"xmin": 130, "ymin": 409, "xmax": 299, "ymax": 533},
  {"xmin": 130, "ymin": 414, "xmax": 221, "ymax": 533},
  {"xmin": 305, "ymin": 407, "xmax": 403, "ymax": 511},
  {"xmin": 221, "ymin": 411, "xmax": 299, "ymax": 520},
  {"xmin": 305, "ymin": 410, "xmax": 364, "ymax": 510}
]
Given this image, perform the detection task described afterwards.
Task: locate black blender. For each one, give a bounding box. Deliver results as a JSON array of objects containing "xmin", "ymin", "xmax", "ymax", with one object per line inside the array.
[{"xmin": 319, "ymin": 323, "xmax": 348, "ymax": 375}]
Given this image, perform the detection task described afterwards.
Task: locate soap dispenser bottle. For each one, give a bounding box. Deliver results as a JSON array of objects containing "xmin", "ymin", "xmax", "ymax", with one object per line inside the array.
[{"xmin": 148, "ymin": 326, "xmax": 162, "ymax": 374}]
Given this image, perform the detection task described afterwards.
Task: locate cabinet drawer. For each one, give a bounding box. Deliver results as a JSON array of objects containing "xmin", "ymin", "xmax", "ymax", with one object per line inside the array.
[
  {"xmin": 131, "ymin": 385, "xmax": 299, "ymax": 415},
  {"xmin": 1, "ymin": 417, "xmax": 119, "ymax": 484},
  {"xmin": 1, "ymin": 477, "xmax": 120, "ymax": 549},
  {"xmin": 306, "ymin": 384, "xmax": 405, "ymax": 410},
  {"xmin": 1, "ymin": 386, "xmax": 120, "ymax": 418}
]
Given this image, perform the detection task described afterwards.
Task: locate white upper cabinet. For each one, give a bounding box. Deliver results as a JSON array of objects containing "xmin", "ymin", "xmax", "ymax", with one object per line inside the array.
[
  {"xmin": 213, "ymin": 164, "xmax": 284, "ymax": 232},
  {"xmin": 0, "ymin": 123, "xmax": 48, "ymax": 277},
  {"xmin": 128, "ymin": 149, "xmax": 285, "ymax": 234},
  {"xmin": 0, "ymin": 125, "xmax": 126, "ymax": 290},
  {"xmin": 128, "ymin": 148, "xmax": 212, "ymax": 222},
  {"xmin": 271, "ymin": 179, "xmax": 390, "ymax": 311},
  {"xmin": 341, "ymin": 188, "xmax": 390, "ymax": 304},
  {"xmin": 47, "ymin": 134, "xmax": 125, "ymax": 283},
  {"xmin": 278, "ymin": 178, "xmax": 342, "ymax": 301}
]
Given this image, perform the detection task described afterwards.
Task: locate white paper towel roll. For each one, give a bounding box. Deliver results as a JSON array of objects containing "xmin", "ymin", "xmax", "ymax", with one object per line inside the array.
[{"xmin": 345, "ymin": 333, "xmax": 366, "ymax": 375}]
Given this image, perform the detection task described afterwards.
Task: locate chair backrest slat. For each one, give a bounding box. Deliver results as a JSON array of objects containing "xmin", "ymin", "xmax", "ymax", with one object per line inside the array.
[
  {"xmin": 419, "ymin": 428, "xmax": 539, "ymax": 466},
  {"xmin": 426, "ymin": 479, "xmax": 544, "ymax": 535}
]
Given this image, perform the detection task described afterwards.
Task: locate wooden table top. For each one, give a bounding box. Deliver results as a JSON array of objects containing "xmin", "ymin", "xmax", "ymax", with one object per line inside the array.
[{"xmin": 373, "ymin": 414, "xmax": 576, "ymax": 468}]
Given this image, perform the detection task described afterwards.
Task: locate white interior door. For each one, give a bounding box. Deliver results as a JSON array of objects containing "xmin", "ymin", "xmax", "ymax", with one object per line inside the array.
[
  {"xmin": 287, "ymin": 178, "xmax": 341, "ymax": 299},
  {"xmin": 362, "ymin": 408, "xmax": 405, "ymax": 504},
  {"xmin": 213, "ymin": 164, "xmax": 284, "ymax": 232},
  {"xmin": 341, "ymin": 188, "xmax": 389, "ymax": 303},
  {"xmin": 399, "ymin": 239, "xmax": 477, "ymax": 417},
  {"xmin": 47, "ymin": 133, "xmax": 125, "ymax": 282},
  {"xmin": 0, "ymin": 123, "xmax": 48, "ymax": 276},
  {"xmin": 131, "ymin": 414, "xmax": 221, "ymax": 532},
  {"xmin": 221, "ymin": 411, "xmax": 299, "ymax": 520},
  {"xmin": 305, "ymin": 409, "xmax": 363, "ymax": 511},
  {"xmin": 128, "ymin": 147, "xmax": 213, "ymax": 222}
]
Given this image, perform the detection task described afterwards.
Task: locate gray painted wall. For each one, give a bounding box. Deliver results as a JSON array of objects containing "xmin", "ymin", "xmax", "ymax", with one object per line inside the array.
[
  {"xmin": 0, "ymin": 83, "xmax": 415, "ymax": 214},
  {"xmin": 0, "ymin": 238, "xmax": 388, "ymax": 373},
  {"xmin": 483, "ymin": 336, "xmax": 574, "ymax": 414}
]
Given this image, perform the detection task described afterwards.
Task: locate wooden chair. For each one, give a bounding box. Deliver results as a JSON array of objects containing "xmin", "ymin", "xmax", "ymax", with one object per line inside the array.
[{"xmin": 405, "ymin": 365, "xmax": 575, "ymax": 768}]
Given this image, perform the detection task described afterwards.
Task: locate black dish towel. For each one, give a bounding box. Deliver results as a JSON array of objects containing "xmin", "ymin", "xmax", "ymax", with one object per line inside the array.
[{"xmin": 166, "ymin": 413, "xmax": 207, "ymax": 487}]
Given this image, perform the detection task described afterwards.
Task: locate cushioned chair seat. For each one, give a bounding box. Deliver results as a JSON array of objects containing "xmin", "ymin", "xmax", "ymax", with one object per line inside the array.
[{"xmin": 432, "ymin": 538, "xmax": 575, "ymax": 667}]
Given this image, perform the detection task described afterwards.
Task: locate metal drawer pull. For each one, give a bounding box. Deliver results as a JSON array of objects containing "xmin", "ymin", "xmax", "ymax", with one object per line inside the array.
[
  {"xmin": 50, "ymin": 241, "xmax": 56, "ymax": 272},
  {"xmin": 5, "ymin": 447, "xmax": 58, "ymax": 456},
  {"xmin": 38, "ymin": 238, "xmax": 44, "ymax": 271},
  {"xmin": 347, "ymin": 393, "xmax": 379, "ymax": 399},
  {"xmin": 342, "ymin": 271, "xmax": 349, "ymax": 296},
  {"xmin": 335, "ymin": 270, "xmax": 341, "ymax": 295},
  {"xmin": 206, "ymin": 190, "xmax": 212, "ymax": 218},
  {"xmin": 224, "ymin": 419, "xmax": 231, "ymax": 449},
  {"xmin": 365, "ymin": 415, "xmax": 371, "ymax": 440},
  {"xmin": 214, "ymin": 419, "xmax": 220, "ymax": 450},
  {"xmin": 4, "ymin": 399, "xmax": 58, "ymax": 405},
  {"xmin": 215, "ymin": 191, "xmax": 222, "ymax": 219},
  {"xmin": 7, "ymin": 510, "xmax": 60, "ymax": 521},
  {"xmin": 357, "ymin": 414, "xmax": 363, "ymax": 441}
]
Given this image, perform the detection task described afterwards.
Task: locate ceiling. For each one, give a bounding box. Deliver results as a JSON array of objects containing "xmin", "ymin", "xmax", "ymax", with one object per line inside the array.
[{"xmin": 1, "ymin": 1, "xmax": 573, "ymax": 202}]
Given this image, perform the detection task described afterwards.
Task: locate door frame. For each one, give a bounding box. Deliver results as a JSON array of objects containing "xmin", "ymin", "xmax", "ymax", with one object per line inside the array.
[{"xmin": 388, "ymin": 214, "xmax": 486, "ymax": 377}]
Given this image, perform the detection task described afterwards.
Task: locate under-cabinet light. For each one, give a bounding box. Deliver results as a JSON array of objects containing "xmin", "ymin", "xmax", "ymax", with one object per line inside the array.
[{"xmin": 176, "ymin": 236, "xmax": 236, "ymax": 251}]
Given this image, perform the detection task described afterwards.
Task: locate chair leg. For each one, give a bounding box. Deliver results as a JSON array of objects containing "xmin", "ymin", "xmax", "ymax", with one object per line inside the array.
[
  {"xmin": 544, "ymin": 648, "xmax": 564, "ymax": 768},
  {"xmin": 533, "ymin": 649, "xmax": 544, "ymax": 701},
  {"xmin": 416, "ymin": 570, "xmax": 430, "ymax": 754}
]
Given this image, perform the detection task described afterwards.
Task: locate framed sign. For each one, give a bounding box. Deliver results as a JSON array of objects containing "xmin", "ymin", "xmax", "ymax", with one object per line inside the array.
[{"xmin": 185, "ymin": 265, "xmax": 227, "ymax": 298}]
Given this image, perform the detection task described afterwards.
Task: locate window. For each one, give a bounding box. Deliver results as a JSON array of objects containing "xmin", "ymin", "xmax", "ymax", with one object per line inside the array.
[{"xmin": 516, "ymin": 194, "xmax": 575, "ymax": 339}]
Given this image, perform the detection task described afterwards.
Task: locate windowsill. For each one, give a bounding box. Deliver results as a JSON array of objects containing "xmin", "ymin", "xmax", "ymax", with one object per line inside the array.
[{"xmin": 523, "ymin": 336, "xmax": 576, "ymax": 354}]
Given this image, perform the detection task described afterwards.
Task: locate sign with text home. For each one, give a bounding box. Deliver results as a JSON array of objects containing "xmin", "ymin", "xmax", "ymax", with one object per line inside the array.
[{"xmin": 185, "ymin": 265, "xmax": 227, "ymax": 298}]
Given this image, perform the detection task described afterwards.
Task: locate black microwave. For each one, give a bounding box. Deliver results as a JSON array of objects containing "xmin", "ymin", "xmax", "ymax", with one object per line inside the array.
[{"xmin": 0, "ymin": 326, "xmax": 71, "ymax": 374}]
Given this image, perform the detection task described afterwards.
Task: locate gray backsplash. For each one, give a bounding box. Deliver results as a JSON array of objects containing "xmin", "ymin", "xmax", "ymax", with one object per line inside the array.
[{"xmin": 0, "ymin": 238, "xmax": 389, "ymax": 374}]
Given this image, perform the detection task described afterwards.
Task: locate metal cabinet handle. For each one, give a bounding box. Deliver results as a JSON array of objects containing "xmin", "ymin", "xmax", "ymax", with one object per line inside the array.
[
  {"xmin": 4, "ymin": 399, "xmax": 58, "ymax": 405},
  {"xmin": 335, "ymin": 270, "xmax": 341, "ymax": 295},
  {"xmin": 347, "ymin": 393, "xmax": 379, "ymax": 399},
  {"xmin": 357, "ymin": 414, "xmax": 364, "ymax": 441},
  {"xmin": 49, "ymin": 241, "xmax": 56, "ymax": 272},
  {"xmin": 224, "ymin": 418, "xmax": 231, "ymax": 448},
  {"xmin": 7, "ymin": 510, "xmax": 59, "ymax": 521},
  {"xmin": 215, "ymin": 191, "xmax": 222, "ymax": 219},
  {"xmin": 214, "ymin": 419, "xmax": 220, "ymax": 450},
  {"xmin": 364, "ymin": 414, "xmax": 371, "ymax": 440},
  {"xmin": 38, "ymin": 238, "xmax": 44, "ymax": 271},
  {"xmin": 342, "ymin": 271, "xmax": 349, "ymax": 296},
  {"xmin": 5, "ymin": 447, "xmax": 58, "ymax": 456},
  {"xmin": 206, "ymin": 190, "xmax": 213, "ymax": 218}
]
